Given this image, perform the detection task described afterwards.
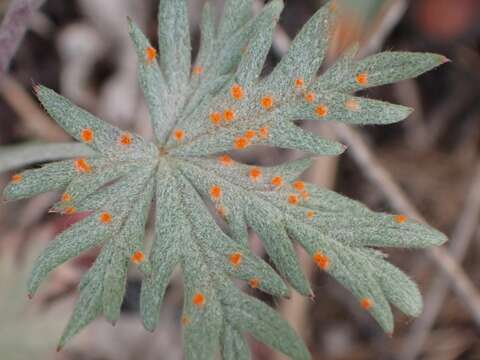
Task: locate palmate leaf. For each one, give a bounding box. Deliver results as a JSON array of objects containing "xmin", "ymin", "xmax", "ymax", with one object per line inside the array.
[{"xmin": 1, "ymin": 0, "xmax": 448, "ymax": 359}]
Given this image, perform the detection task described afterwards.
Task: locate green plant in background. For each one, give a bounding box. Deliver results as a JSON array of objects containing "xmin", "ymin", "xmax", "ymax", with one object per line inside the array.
[{"xmin": 1, "ymin": 0, "xmax": 448, "ymax": 359}]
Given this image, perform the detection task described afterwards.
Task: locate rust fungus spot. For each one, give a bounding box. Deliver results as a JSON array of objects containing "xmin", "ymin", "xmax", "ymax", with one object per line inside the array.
[
  {"xmin": 249, "ymin": 167, "xmax": 262, "ymax": 182},
  {"xmin": 100, "ymin": 211, "xmax": 112, "ymax": 224},
  {"xmin": 261, "ymin": 96, "xmax": 274, "ymax": 110},
  {"xmin": 81, "ymin": 128, "xmax": 94, "ymax": 143},
  {"xmin": 271, "ymin": 176, "xmax": 283, "ymax": 188},
  {"xmin": 173, "ymin": 129, "xmax": 185, "ymax": 142},
  {"xmin": 295, "ymin": 78, "xmax": 305, "ymax": 89},
  {"xmin": 230, "ymin": 83, "xmax": 244, "ymax": 100},
  {"xmin": 11, "ymin": 174, "xmax": 22, "ymax": 184},
  {"xmin": 234, "ymin": 136, "xmax": 250, "ymax": 150},
  {"xmin": 210, "ymin": 185, "xmax": 222, "ymax": 201},
  {"xmin": 64, "ymin": 206, "xmax": 77, "ymax": 215},
  {"xmin": 192, "ymin": 66, "xmax": 204, "ymax": 75},
  {"xmin": 181, "ymin": 315, "xmax": 190, "ymax": 326},
  {"xmin": 306, "ymin": 210, "xmax": 315, "ymax": 220},
  {"xmin": 301, "ymin": 191, "xmax": 310, "ymax": 202},
  {"xmin": 394, "ymin": 214, "xmax": 408, "ymax": 224},
  {"xmin": 219, "ymin": 154, "xmax": 233, "ymax": 166},
  {"xmin": 288, "ymin": 194, "xmax": 300, "ymax": 205},
  {"xmin": 62, "ymin": 193, "xmax": 72, "ymax": 202},
  {"xmin": 216, "ymin": 205, "xmax": 227, "ymax": 217},
  {"xmin": 356, "ymin": 72, "xmax": 368, "ymax": 86},
  {"xmin": 245, "ymin": 129, "xmax": 256, "ymax": 140},
  {"xmin": 74, "ymin": 158, "xmax": 92, "ymax": 173},
  {"xmin": 120, "ymin": 132, "xmax": 133, "ymax": 146},
  {"xmin": 259, "ymin": 127, "xmax": 269, "ymax": 139},
  {"xmin": 315, "ymin": 104, "xmax": 329, "ymax": 118},
  {"xmin": 193, "ymin": 292, "xmax": 206, "ymax": 307},
  {"xmin": 131, "ymin": 250, "xmax": 145, "ymax": 265},
  {"xmin": 345, "ymin": 98, "xmax": 360, "ymax": 112},
  {"xmin": 146, "ymin": 46, "xmax": 157, "ymax": 63},
  {"xmin": 361, "ymin": 298, "xmax": 374, "ymax": 310},
  {"xmin": 305, "ymin": 92, "xmax": 316, "ymax": 104},
  {"xmin": 210, "ymin": 112, "xmax": 223, "ymax": 125},
  {"xmin": 249, "ymin": 278, "xmax": 260, "ymax": 289},
  {"xmin": 224, "ymin": 109, "xmax": 236, "ymax": 123},
  {"xmin": 293, "ymin": 180, "xmax": 305, "ymax": 192},
  {"xmin": 229, "ymin": 252, "xmax": 243, "ymax": 267},
  {"xmin": 313, "ymin": 251, "xmax": 330, "ymax": 270}
]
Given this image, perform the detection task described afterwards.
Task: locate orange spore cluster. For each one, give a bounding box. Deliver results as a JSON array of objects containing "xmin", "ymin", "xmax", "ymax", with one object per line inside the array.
[
  {"xmin": 229, "ymin": 252, "xmax": 243, "ymax": 267},
  {"xmin": 271, "ymin": 176, "xmax": 283, "ymax": 188},
  {"xmin": 295, "ymin": 78, "xmax": 305, "ymax": 89},
  {"xmin": 216, "ymin": 205, "xmax": 227, "ymax": 217},
  {"xmin": 218, "ymin": 154, "xmax": 233, "ymax": 166},
  {"xmin": 62, "ymin": 192, "xmax": 72, "ymax": 202},
  {"xmin": 210, "ymin": 112, "xmax": 222, "ymax": 125},
  {"xmin": 249, "ymin": 278, "xmax": 260, "ymax": 289},
  {"xmin": 313, "ymin": 251, "xmax": 330, "ymax": 270},
  {"xmin": 193, "ymin": 292, "xmax": 206, "ymax": 307},
  {"xmin": 245, "ymin": 129, "xmax": 256, "ymax": 140},
  {"xmin": 230, "ymin": 83, "xmax": 244, "ymax": 100},
  {"xmin": 261, "ymin": 96, "xmax": 274, "ymax": 110},
  {"xmin": 192, "ymin": 66, "xmax": 204, "ymax": 75},
  {"xmin": 306, "ymin": 210, "xmax": 315, "ymax": 220},
  {"xmin": 146, "ymin": 46, "xmax": 157, "ymax": 63},
  {"xmin": 234, "ymin": 136, "xmax": 250, "ymax": 150},
  {"xmin": 293, "ymin": 180, "xmax": 305, "ymax": 192},
  {"xmin": 64, "ymin": 206, "xmax": 77, "ymax": 215},
  {"xmin": 210, "ymin": 185, "xmax": 222, "ymax": 201},
  {"xmin": 361, "ymin": 297, "xmax": 374, "ymax": 310},
  {"xmin": 249, "ymin": 167, "xmax": 262, "ymax": 182},
  {"xmin": 173, "ymin": 129, "xmax": 185, "ymax": 142},
  {"xmin": 11, "ymin": 174, "xmax": 23, "ymax": 184},
  {"xmin": 81, "ymin": 128, "xmax": 94, "ymax": 143},
  {"xmin": 315, "ymin": 104, "xmax": 329, "ymax": 118},
  {"xmin": 74, "ymin": 158, "xmax": 92, "ymax": 173},
  {"xmin": 259, "ymin": 127, "xmax": 269, "ymax": 139},
  {"xmin": 224, "ymin": 109, "xmax": 236, "ymax": 122},
  {"xmin": 99, "ymin": 211, "xmax": 112, "ymax": 224},
  {"xmin": 131, "ymin": 250, "xmax": 145, "ymax": 264},
  {"xmin": 181, "ymin": 315, "xmax": 190, "ymax": 326},
  {"xmin": 394, "ymin": 214, "xmax": 408, "ymax": 224},
  {"xmin": 120, "ymin": 132, "xmax": 133, "ymax": 146},
  {"xmin": 345, "ymin": 98, "xmax": 360, "ymax": 111},
  {"xmin": 305, "ymin": 92, "xmax": 316, "ymax": 104},
  {"xmin": 356, "ymin": 72, "xmax": 369, "ymax": 86},
  {"xmin": 288, "ymin": 194, "xmax": 300, "ymax": 205}
]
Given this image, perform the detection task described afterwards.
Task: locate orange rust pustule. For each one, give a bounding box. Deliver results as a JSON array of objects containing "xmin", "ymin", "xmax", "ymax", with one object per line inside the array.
[
  {"xmin": 293, "ymin": 180, "xmax": 305, "ymax": 192},
  {"xmin": 295, "ymin": 78, "xmax": 305, "ymax": 89},
  {"xmin": 305, "ymin": 92, "xmax": 316, "ymax": 103},
  {"xmin": 245, "ymin": 129, "xmax": 256, "ymax": 140},
  {"xmin": 99, "ymin": 211, "xmax": 112, "ymax": 224},
  {"xmin": 234, "ymin": 136, "xmax": 250, "ymax": 150},
  {"xmin": 146, "ymin": 46, "xmax": 157, "ymax": 63},
  {"xmin": 249, "ymin": 278, "xmax": 260, "ymax": 289},
  {"xmin": 218, "ymin": 154, "xmax": 233, "ymax": 166},
  {"xmin": 315, "ymin": 104, "xmax": 329, "ymax": 118},
  {"xmin": 230, "ymin": 83, "xmax": 244, "ymax": 100},
  {"xmin": 229, "ymin": 252, "xmax": 243, "ymax": 267},
  {"xmin": 394, "ymin": 214, "xmax": 408, "ymax": 224},
  {"xmin": 271, "ymin": 176, "xmax": 283, "ymax": 188},
  {"xmin": 356, "ymin": 72, "xmax": 369, "ymax": 86},
  {"xmin": 345, "ymin": 98, "xmax": 360, "ymax": 111},
  {"xmin": 224, "ymin": 109, "xmax": 236, "ymax": 122},
  {"xmin": 81, "ymin": 128, "xmax": 94, "ymax": 143},
  {"xmin": 173, "ymin": 129, "xmax": 185, "ymax": 142},
  {"xmin": 258, "ymin": 127, "xmax": 269, "ymax": 139},
  {"xmin": 261, "ymin": 96, "xmax": 274, "ymax": 110},
  {"xmin": 131, "ymin": 250, "xmax": 145, "ymax": 264},
  {"xmin": 192, "ymin": 292, "xmax": 206, "ymax": 307},
  {"xmin": 288, "ymin": 194, "xmax": 300, "ymax": 205},
  {"xmin": 11, "ymin": 174, "xmax": 23, "ymax": 184},
  {"xmin": 62, "ymin": 193, "xmax": 72, "ymax": 202},
  {"xmin": 361, "ymin": 297, "xmax": 374, "ymax": 310},
  {"xmin": 210, "ymin": 185, "xmax": 222, "ymax": 201},
  {"xmin": 210, "ymin": 112, "xmax": 222, "ymax": 125},
  {"xmin": 313, "ymin": 251, "xmax": 330, "ymax": 270},
  {"xmin": 249, "ymin": 167, "xmax": 262, "ymax": 182},
  {"xmin": 120, "ymin": 132, "xmax": 133, "ymax": 146},
  {"xmin": 74, "ymin": 158, "xmax": 92, "ymax": 173},
  {"xmin": 306, "ymin": 210, "xmax": 316, "ymax": 220},
  {"xmin": 192, "ymin": 66, "xmax": 204, "ymax": 75},
  {"xmin": 64, "ymin": 206, "xmax": 77, "ymax": 215}
]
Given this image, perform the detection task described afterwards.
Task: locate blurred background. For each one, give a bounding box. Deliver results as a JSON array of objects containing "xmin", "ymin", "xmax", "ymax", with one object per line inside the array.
[{"xmin": 0, "ymin": 0, "xmax": 479, "ymax": 359}]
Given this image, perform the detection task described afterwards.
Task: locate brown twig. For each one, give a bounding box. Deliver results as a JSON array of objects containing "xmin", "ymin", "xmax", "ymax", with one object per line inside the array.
[
  {"xmin": 0, "ymin": 0, "xmax": 46, "ymax": 79},
  {"xmin": 399, "ymin": 162, "xmax": 480, "ymax": 360}
]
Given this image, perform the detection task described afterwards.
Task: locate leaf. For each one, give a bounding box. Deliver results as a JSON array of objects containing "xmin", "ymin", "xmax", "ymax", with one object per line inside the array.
[{"xmin": 0, "ymin": 0, "xmax": 450, "ymax": 359}]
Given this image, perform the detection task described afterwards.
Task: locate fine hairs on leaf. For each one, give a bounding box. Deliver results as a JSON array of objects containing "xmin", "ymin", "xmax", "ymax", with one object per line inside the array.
[{"xmin": 1, "ymin": 0, "xmax": 448, "ymax": 359}]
